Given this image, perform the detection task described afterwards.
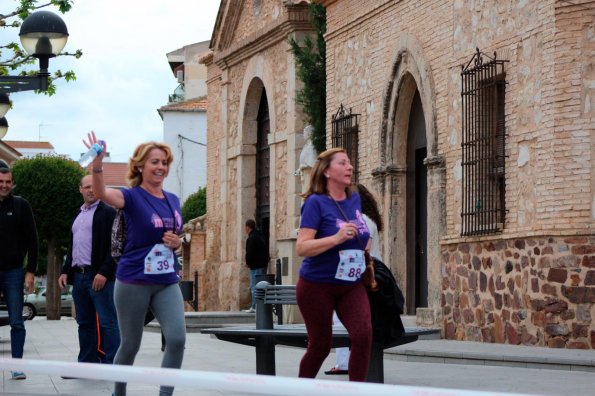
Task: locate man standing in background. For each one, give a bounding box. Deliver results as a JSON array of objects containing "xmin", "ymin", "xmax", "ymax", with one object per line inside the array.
[
  {"xmin": 0, "ymin": 162, "xmax": 38, "ymax": 380},
  {"xmin": 59, "ymin": 174, "xmax": 120, "ymax": 365},
  {"xmin": 243, "ymin": 219, "xmax": 268, "ymax": 313}
]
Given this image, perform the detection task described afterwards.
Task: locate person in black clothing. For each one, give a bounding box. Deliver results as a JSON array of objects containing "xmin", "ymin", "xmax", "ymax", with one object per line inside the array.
[
  {"xmin": 58, "ymin": 175, "xmax": 120, "ymax": 364},
  {"xmin": 243, "ymin": 219, "xmax": 268, "ymax": 313},
  {"xmin": 0, "ymin": 165, "xmax": 38, "ymax": 380}
]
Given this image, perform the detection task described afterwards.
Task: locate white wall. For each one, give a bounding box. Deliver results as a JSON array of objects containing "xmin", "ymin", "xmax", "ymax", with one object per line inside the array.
[{"xmin": 162, "ymin": 110, "xmax": 207, "ymax": 204}]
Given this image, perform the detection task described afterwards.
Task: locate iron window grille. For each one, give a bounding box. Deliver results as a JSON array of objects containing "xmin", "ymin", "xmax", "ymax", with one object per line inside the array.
[
  {"xmin": 331, "ymin": 104, "xmax": 360, "ymax": 182},
  {"xmin": 460, "ymin": 48, "xmax": 508, "ymax": 236}
]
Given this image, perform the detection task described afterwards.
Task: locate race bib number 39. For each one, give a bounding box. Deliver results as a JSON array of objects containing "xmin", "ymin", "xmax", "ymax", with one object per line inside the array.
[
  {"xmin": 335, "ymin": 249, "xmax": 365, "ymax": 281},
  {"xmin": 144, "ymin": 243, "xmax": 175, "ymax": 275}
]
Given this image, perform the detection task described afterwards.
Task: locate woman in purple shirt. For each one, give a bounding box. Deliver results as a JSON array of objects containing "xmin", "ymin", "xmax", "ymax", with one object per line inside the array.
[
  {"xmin": 296, "ymin": 147, "xmax": 372, "ymax": 382},
  {"xmin": 85, "ymin": 132, "xmax": 184, "ymax": 396}
]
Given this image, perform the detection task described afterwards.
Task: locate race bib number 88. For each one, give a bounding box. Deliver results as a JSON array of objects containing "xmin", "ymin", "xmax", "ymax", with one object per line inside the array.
[{"xmin": 335, "ymin": 249, "xmax": 365, "ymax": 282}]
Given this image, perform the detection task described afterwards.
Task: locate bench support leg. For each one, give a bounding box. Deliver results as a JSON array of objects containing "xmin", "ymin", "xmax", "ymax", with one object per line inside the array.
[
  {"xmin": 366, "ymin": 342, "xmax": 384, "ymax": 383},
  {"xmin": 255, "ymin": 336, "xmax": 276, "ymax": 375}
]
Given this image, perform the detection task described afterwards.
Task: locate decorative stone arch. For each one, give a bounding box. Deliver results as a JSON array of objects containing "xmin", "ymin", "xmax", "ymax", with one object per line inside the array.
[
  {"xmin": 235, "ymin": 54, "xmax": 277, "ymax": 264},
  {"xmin": 238, "ymin": 55, "xmax": 277, "ymax": 146},
  {"xmin": 375, "ymin": 33, "xmax": 446, "ymax": 323},
  {"xmin": 380, "ymin": 33, "xmax": 438, "ymax": 164}
]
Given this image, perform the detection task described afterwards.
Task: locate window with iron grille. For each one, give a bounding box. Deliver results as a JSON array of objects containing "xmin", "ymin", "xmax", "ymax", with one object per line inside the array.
[
  {"xmin": 331, "ymin": 104, "xmax": 360, "ymax": 182},
  {"xmin": 460, "ymin": 49, "xmax": 508, "ymax": 236}
]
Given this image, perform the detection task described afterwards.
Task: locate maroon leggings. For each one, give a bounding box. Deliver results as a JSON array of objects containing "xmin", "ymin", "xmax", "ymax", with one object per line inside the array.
[{"xmin": 296, "ymin": 277, "xmax": 372, "ymax": 381}]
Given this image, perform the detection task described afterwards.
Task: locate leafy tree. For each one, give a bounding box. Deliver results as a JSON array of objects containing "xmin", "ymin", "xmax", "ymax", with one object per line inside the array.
[
  {"xmin": 289, "ymin": 4, "xmax": 326, "ymax": 153},
  {"xmin": 182, "ymin": 187, "xmax": 206, "ymax": 222},
  {"xmin": 0, "ymin": 0, "xmax": 82, "ymax": 95},
  {"xmin": 12, "ymin": 155, "xmax": 85, "ymax": 319}
]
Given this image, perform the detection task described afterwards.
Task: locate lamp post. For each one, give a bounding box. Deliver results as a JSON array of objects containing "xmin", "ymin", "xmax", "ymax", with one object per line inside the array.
[{"xmin": 0, "ymin": 11, "xmax": 69, "ymax": 139}]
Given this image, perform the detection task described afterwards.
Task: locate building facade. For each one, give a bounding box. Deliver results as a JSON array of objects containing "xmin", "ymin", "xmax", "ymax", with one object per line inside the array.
[
  {"xmin": 201, "ymin": 0, "xmax": 313, "ymax": 310},
  {"xmin": 160, "ymin": 41, "xmax": 209, "ymax": 204},
  {"xmin": 204, "ymin": 0, "xmax": 594, "ymax": 348}
]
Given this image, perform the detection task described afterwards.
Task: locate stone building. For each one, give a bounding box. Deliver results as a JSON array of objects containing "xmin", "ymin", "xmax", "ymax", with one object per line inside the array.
[
  {"xmin": 200, "ymin": 0, "xmax": 313, "ymax": 311},
  {"xmin": 203, "ymin": 0, "xmax": 594, "ymax": 348}
]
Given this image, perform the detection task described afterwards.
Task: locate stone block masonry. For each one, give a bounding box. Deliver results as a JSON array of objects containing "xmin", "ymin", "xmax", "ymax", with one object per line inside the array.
[{"xmin": 442, "ymin": 236, "xmax": 595, "ymax": 349}]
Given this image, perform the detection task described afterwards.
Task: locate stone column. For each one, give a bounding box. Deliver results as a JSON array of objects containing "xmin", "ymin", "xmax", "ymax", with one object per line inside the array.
[
  {"xmin": 373, "ymin": 164, "xmax": 408, "ymax": 295},
  {"xmin": 417, "ymin": 155, "xmax": 446, "ymax": 326}
]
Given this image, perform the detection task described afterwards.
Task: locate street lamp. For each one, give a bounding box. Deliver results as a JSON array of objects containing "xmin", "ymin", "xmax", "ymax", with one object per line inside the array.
[
  {"xmin": 0, "ymin": 93, "xmax": 9, "ymax": 139},
  {"xmin": 0, "ymin": 11, "xmax": 69, "ymax": 139},
  {"xmin": 0, "ymin": 117, "xmax": 8, "ymax": 140},
  {"xmin": 0, "ymin": 11, "xmax": 69, "ymax": 93}
]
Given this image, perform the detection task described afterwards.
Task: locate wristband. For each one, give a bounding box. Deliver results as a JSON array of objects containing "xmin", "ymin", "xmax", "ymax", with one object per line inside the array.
[{"xmin": 92, "ymin": 168, "xmax": 103, "ymax": 173}]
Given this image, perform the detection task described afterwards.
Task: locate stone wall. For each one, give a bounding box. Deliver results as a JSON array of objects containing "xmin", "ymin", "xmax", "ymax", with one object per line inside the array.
[
  {"xmin": 202, "ymin": 1, "xmax": 313, "ymax": 311},
  {"xmin": 442, "ymin": 236, "xmax": 595, "ymax": 348},
  {"xmin": 321, "ymin": 0, "xmax": 594, "ymax": 347}
]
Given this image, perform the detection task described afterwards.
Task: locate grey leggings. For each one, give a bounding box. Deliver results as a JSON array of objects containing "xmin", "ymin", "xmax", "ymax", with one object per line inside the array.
[{"xmin": 113, "ymin": 280, "xmax": 186, "ymax": 396}]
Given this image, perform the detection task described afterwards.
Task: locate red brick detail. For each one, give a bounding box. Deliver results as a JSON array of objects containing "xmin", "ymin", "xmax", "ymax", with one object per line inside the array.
[
  {"xmin": 582, "ymin": 256, "xmax": 595, "ymax": 268},
  {"xmin": 571, "ymin": 245, "xmax": 595, "ymax": 255},
  {"xmin": 531, "ymin": 278, "xmax": 539, "ymax": 293},
  {"xmin": 506, "ymin": 323, "xmax": 521, "ymax": 345},
  {"xmin": 572, "ymin": 324, "xmax": 588, "ymax": 338},
  {"xmin": 562, "ymin": 286, "xmax": 595, "ymax": 304},
  {"xmin": 541, "ymin": 283, "xmax": 557, "ymax": 296},
  {"xmin": 544, "ymin": 300, "xmax": 568, "ymax": 313},
  {"xmin": 547, "ymin": 337, "xmax": 566, "ymax": 348},
  {"xmin": 547, "ymin": 268, "xmax": 568, "ymax": 283},
  {"xmin": 567, "ymin": 342, "xmax": 589, "ymax": 349}
]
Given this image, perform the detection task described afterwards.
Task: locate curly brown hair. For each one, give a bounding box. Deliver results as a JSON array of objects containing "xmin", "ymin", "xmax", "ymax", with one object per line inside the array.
[{"xmin": 357, "ymin": 183, "xmax": 383, "ymax": 232}]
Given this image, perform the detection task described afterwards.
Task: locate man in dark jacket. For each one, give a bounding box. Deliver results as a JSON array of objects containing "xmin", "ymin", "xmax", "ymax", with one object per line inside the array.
[
  {"xmin": 243, "ymin": 219, "xmax": 268, "ymax": 313},
  {"xmin": 58, "ymin": 175, "xmax": 120, "ymax": 364},
  {"xmin": 0, "ymin": 165, "xmax": 38, "ymax": 380}
]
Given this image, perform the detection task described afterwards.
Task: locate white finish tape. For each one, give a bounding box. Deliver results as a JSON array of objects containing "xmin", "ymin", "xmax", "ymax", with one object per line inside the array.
[{"xmin": 0, "ymin": 358, "xmax": 532, "ymax": 396}]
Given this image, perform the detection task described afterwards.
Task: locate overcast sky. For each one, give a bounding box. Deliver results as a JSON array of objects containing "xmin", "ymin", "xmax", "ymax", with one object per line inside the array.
[{"xmin": 0, "ymin": 0, "xmax": 220, "ymax": 162}]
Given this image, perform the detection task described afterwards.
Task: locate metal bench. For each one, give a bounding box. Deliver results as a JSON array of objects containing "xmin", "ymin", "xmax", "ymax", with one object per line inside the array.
[{"xmin": 201, "ymin": 282, "xmax": 440, "ymax": 383}]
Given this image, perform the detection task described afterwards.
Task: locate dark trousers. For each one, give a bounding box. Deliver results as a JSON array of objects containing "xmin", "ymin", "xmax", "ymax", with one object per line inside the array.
[
  {"xmin": 72, "ymin": 271, "xmax": 120, "ymax": 363},
  {"xmin": 296, "ymin": 277, "xmax": 372, "ymax": 382},
  {"xmin": 0, "ymin": 268, "xmax": 26, "ymax": 358}
]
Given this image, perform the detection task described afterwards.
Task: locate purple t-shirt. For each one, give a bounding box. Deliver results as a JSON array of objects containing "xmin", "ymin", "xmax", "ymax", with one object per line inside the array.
[
  {"xmin": 117, "ymin": 186, "xmax": 183, "ymax": 285},
  {"xmin": 299, "ymin": 193, "xmax": 370, "ymax": 284}
]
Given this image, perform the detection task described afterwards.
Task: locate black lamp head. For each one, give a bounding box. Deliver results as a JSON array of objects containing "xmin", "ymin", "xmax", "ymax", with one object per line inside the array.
[{"xmin": 19, "ymin": 11, "xmax": 69, "ymax": 58}]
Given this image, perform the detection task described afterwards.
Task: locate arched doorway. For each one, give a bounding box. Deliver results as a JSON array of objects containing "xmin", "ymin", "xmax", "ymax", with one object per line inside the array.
[
  {"xmin": 406, "ymin": 90, "xmax": 428, "ymax": 311},
  {"xmin": 256, "ymin": 90, "xmax": 270, "ymax": 248},
  {"xmin": 377, "ymin": 38, "xmax": 444, "ymax": 320}
]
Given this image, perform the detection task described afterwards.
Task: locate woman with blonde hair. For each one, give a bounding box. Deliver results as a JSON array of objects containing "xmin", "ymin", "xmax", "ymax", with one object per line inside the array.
[
  {"xmin": 85, "ymin": 132, "xmax": 185, "ymax": 396},
  {"xmin": 296, "ymin": 147, "xmax": 372, "ymax": 382}
]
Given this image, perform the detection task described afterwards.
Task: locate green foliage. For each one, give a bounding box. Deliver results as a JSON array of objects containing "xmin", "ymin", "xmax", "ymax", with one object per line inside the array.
[
  {"xmin": 0, "ymin": 0, "xmax": 81, "ymax": 95},
  {"xmin": 182, "ymin": 187, "xmax": 206, "ymax": 223},
  {"xmin": 289, "ymin": 4, "xmax": 326, "ymax": 154},
  {"xmin": 11, "ymin": 155, "xmax": 85, "ymax": 274}
]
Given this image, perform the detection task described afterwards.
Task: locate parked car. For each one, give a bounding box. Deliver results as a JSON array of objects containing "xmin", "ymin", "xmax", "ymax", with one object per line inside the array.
[
  {"xmin": 23, "ymin": 286, "xmax": 73, "ymax": 320},
  {"xmin": 0, "ymin": 291, "xmax": 31, "ymax": 323}
]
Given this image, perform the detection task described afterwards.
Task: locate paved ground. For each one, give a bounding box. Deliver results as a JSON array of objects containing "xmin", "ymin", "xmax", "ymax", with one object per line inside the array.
[{"xmin": 0, "ymin": 317, "xmax": 593, "ymax": 395}]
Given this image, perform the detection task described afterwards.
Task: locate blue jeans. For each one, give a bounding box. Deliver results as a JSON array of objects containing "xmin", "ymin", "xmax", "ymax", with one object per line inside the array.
[
  {"xmin": 0, "ymin": 268, "xmax": 26, "ymax": 358},
  {"xmin": 72, "ymin": 271, "xmax": 120, "ymax": 363},
  {"xmin": 249, "ymin": 267, "xmax": 266, "ymax": 309}
]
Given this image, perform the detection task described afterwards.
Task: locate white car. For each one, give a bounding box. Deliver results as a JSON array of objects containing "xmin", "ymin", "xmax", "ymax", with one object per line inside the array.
[{"xmin": 23, "ymin": 286, "xmax": 73, "ymax": 320}]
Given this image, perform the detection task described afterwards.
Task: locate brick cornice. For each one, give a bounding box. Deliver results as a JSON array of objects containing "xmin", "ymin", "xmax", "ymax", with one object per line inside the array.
[
  {"xmin": 213, "ymin": 4, "xmax": 313, "ymax": 69},
  {"xmin": 324, "ymin": 0, "xmax": 396, "ymax": 41}
]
